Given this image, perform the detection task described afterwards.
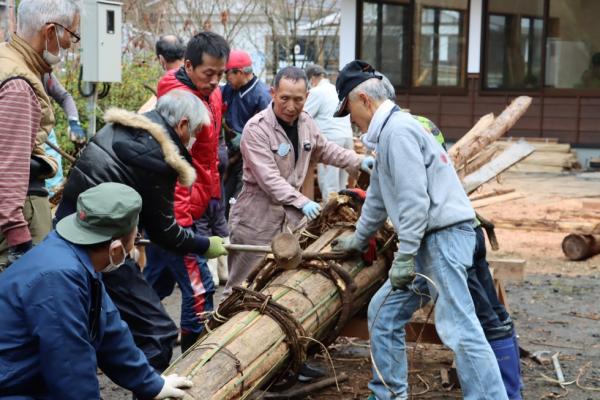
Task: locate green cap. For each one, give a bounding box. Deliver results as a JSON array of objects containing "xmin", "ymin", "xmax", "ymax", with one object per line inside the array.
[{"xmin": 56, "ymin": 182, "xmax": 142, "ymax": 245}]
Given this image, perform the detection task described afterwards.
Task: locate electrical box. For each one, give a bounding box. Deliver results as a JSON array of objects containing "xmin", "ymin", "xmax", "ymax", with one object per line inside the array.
[{"xmin": 81, "ymin": 0, "xmax": 122, "ymax": 83}]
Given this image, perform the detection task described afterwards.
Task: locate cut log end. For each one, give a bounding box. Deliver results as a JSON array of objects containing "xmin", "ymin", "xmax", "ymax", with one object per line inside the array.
[
  {"xmin": 272, "ymin": 232, "xmax": 302, "ymax": 269},
  {"xmin": 562, "ymin": 233, "xmax": 600, "ymax": 261}
]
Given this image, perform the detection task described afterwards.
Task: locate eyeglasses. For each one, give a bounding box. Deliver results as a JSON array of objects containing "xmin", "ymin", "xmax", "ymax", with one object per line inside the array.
[{"xmin": 46, "ymin": 21, "xmax": 80, "ymax": 44}]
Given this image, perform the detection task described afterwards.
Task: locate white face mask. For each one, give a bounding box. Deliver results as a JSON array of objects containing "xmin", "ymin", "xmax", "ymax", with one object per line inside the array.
[
  {"xmin": 103, "ymin": 240, "xmax": 127, "ymax": 273},
  {"xmin": 43, "ymin": 27, "xmax": 65, "ymax": 65}
]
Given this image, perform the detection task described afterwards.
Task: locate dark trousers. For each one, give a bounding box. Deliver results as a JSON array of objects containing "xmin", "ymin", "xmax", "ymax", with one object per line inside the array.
[
  {"xmin": 223, "ymin": 158, "xmax": 243, "ymax": 219},
  {"xmin": 102, "ymin": 259, "xmax": 178, "ymax": 371},
  {"xmin": 467, "ymin": 226, "xmax": 512, "ymax": 340}
]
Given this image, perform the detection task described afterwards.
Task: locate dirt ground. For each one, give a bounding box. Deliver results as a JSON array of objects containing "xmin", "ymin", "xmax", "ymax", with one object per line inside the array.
[{"xmin": 100, "ymin": 171, "xmax": 600, "ymax": 400}]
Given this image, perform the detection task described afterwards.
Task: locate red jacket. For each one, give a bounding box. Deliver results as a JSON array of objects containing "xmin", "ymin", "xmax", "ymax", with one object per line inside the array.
[{"xmin": 157, "ymin": 68, "xmax": 222, "ymax": 227}]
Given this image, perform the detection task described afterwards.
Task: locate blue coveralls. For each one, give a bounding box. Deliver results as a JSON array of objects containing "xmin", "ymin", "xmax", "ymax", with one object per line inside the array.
[{"xmin": 0, "ymin": 231, "xmax": 164, "ymax": 399}]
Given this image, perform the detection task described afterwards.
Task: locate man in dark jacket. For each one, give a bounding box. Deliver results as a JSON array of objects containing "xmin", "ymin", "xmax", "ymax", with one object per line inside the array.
[
  {"xmin": 55, "ymin": 89, "xmax": 227, "ymax": 370},
  {"xmin": 0, "ymin": 183, "xmax": 192, "ymax": 399},
  {"xmin": 221, "ymin": 49, "xmax": 271, "ymax": 214}
]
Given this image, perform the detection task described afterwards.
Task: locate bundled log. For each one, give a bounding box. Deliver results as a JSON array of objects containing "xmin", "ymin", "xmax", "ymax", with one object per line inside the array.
[
  {"xmin": 562, "ymin": 233, "xmax": 600, "ymax": 261},
  {"xmin": 164, "ymin": 196, "xmax": 395, "ymax": 399},
  {"xmin": 449, "ymin": 96, "xmax": 532, "ymax": 168}
]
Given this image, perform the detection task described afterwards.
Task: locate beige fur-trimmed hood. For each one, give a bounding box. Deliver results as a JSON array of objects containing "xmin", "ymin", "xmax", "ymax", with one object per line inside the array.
[{"xmin": 103, "ymin": 108, "xmax": 196, "ymax": 187}]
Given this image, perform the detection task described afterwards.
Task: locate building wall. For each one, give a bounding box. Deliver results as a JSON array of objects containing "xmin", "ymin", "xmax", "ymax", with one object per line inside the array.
[{"xmin": 339, "ymin": 0, "xmax": 600, "ymax": 147}]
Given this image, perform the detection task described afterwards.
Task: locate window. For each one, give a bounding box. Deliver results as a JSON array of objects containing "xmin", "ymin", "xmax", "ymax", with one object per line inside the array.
[
  {"xmin": 484, "ymin": 0, "xmax": 544, "ymax": 90},
  {"xmin": 546, "ymin": 0, "xmax": 600, "ymax": 89},
  {"xmin": 483, "ymin": 0, "xmax": 600, "ymax": 91},
  {"xmin": 361, "ymin": 1, "xmax": 409, "ymax": 87},
  {"xmin": 413, "ymin": 1, "xmax": 468, "ymax": 87},
  {"xmin": 359, "ymin": 0, "xmax": 468, "ymax": 90}
]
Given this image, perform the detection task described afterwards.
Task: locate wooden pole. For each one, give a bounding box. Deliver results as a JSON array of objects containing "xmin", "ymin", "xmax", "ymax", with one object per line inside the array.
[
  {"xmin": 562, "ymin": 234, "xmax": 600, "ymax": 261},
  {"xmin": 163, "ymin": 224, "xmax": 394, "ymax": 399},
  {"xmin": 449, "ymin": 96, "xmax": 532, "ymax": 169}
]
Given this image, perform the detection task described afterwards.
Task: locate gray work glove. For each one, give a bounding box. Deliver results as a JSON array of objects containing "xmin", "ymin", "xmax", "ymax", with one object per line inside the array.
[
  {"xmin": 154, "ymin": 374, "xmax": 193, "ymax": 399},
  {"xmin": 389, "ymin": 253, "xmax": 416, "ymax": 290},
  {"xmin": 331, "ymin": 233, "xmax": 368, "ymax": 254}
]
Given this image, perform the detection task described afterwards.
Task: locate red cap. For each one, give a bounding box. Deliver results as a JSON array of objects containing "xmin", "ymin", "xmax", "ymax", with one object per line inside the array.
[{"xmin": 226, "ymin": 50, "xmax": 252, "ymax": 70}]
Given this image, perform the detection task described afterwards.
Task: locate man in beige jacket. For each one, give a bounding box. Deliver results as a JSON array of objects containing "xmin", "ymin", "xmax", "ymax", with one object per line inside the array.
[{"xmin": 225, "ymin": 66, "xmax": 374, "ymax": 295}]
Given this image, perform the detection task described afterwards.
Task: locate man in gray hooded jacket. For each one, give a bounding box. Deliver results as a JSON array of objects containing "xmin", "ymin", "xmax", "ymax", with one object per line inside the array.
[{"xmin": 331, "ymin": 61, "xmax": 507, "ymax": 400}]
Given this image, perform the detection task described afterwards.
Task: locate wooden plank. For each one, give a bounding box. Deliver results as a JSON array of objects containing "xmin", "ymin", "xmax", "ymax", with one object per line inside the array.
[
  {"xmin": 500, "ymin": 137, "xmax": 559, "ymax": 144},
  {"xmin": 582, "ymin": 200, "xmax": 600, "ymax": 210},
  {"xmin": 492, "ymin": 218, "xmax": 597, "ymax": 233},
  {"xmin": 462, "ymin": 141, "xmax": 536, "ymax": 193},
  {"xmin": 488, "ymin": 259, "xmax": 526, "ymax": 282},
  {"xmin": 508, "ymin": 164, "xmax": 565, "ymax": 173},
  {"xmin": 469, "ymin": 188, "xmax": 515, "ymax": 201},
  {"xmin": 471, "ymin": 192, "xmax": 524, "ymax": 209}
]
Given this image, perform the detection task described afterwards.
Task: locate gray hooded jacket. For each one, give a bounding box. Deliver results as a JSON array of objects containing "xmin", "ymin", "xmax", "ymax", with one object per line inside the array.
[{"xmin": 355, "ymin": 100, "xmax": 474, "ymax": 256}]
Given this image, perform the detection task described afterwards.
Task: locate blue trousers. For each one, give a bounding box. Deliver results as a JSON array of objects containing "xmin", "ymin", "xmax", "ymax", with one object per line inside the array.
[{"xmin": 367, "ymin": 223, "xmax": 507, "ymax": 400}]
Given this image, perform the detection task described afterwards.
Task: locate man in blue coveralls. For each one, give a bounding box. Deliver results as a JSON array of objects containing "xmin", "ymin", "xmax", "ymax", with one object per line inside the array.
[{"xmin": 0, "ymin": 183, "xmax": 192, "ymax": 399}]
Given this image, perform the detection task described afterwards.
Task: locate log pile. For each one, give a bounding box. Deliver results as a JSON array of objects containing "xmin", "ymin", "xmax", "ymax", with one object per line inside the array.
[{"xmin": 498, "ymin": 139, "xmax": 581, "ymax": 173}]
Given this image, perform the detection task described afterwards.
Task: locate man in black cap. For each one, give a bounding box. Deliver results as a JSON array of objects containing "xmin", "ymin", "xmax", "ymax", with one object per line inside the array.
[
  {"xmin": 332, "ymin": 61, "xmax": 508, "ymax": 400},
  {"xmin": 0, "ymin": 183, "xmax": 192, "ymax": 399}
]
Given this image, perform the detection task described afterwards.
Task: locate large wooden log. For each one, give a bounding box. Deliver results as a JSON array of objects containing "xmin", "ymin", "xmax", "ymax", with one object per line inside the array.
[
  {"xmin": 562, "ymin": 234, "xmax": 600, "ymax": 261},
  {"xmin": 164, "ymin": 198, "xmax": 394, "ymax": 399},
  {"xmin": 449, "ymin": 96, "xmax": 532, "ymax": 168}
]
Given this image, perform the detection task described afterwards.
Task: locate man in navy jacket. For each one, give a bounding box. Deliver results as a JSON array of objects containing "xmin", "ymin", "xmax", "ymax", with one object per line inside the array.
[{"xmin": 0, "ymin": 183, "xmax": 191, "ymax": 399}]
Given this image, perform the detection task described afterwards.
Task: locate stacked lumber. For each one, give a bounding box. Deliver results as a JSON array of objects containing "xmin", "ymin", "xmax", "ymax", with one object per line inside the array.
[{"xmin": 497, "ymin": 139, "xmax": 581, "ymax": 173}]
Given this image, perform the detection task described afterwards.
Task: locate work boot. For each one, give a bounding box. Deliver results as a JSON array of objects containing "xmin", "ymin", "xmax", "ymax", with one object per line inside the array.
[
  {"xmin": 297, "ymin": 362, "xmax": 326, "ymax": 382},
  {"xmin": 180, "ymin": 331, "xmax": 200, "ymax": 353},
  {"xmin": 490, "ymin": 336, "xmax": 523, "ymax": 400}
]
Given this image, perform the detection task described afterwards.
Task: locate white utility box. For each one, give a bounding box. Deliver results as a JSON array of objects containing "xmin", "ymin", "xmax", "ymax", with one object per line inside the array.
[{"xmin": 81, "ymin": 0, "xmax": 122, "ymax": 82}]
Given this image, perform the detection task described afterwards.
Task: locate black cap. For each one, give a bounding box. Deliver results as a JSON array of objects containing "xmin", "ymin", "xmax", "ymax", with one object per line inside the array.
[{"xmin": 334, "ymin": 60, "xmax": 382, "ymax": 117}]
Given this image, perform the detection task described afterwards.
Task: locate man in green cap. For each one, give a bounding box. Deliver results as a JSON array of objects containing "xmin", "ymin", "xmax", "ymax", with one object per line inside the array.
[{"xmin": 0, "ymin": 183, "xmax": 193, "ymax": 399}]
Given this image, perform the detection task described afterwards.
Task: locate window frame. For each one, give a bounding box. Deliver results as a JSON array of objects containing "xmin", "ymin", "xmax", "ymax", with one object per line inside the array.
[
  {"xmin": 481, "ymin": 0, "xmax": 600, "ymax": 97},
  {"xmin": 356, "ymin": 0, "xmax": 471, "ymax": 95}
]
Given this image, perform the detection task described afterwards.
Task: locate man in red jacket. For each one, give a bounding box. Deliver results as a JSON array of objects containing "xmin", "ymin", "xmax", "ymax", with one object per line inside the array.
[{"xmin": 146, "ymin": 32, "xmax": 230, "ymax": 351}]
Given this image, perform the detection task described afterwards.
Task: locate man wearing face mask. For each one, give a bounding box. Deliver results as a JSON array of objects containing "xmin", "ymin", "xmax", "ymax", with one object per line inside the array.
[
  {"xmin": 0, "ymin": 183, "xmax": 193, "ymax": 399},
  {"xmin": 0, "ymin": 0, "xmax": 80, "ymax": 269},
  {"xmin": 55, "ymin": 90, "xmax": 227, "ymax": 369}
]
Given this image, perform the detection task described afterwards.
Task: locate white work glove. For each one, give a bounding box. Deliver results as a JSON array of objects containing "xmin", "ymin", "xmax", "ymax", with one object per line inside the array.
[{"xmin": 154, "ymin": 374, "xmax": 193, "ymax": 399}]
